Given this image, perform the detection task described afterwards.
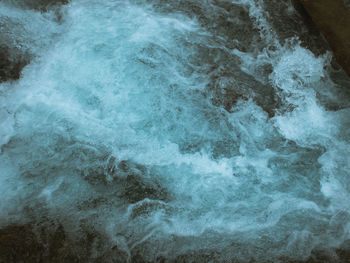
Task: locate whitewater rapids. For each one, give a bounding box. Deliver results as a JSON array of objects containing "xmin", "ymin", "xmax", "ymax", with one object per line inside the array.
[{"xmin": 0, "ymin": 0, "xmax": 350, "ymax": 262}]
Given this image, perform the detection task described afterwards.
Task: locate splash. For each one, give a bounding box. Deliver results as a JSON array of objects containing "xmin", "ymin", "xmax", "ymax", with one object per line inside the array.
[{"xmin": 1, "ymin": 0, "xmax": 350, "ymax": 262}]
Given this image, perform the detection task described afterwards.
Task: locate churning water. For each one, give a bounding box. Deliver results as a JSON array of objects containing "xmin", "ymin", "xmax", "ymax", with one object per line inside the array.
[{"xmin": 1, "ymin": 0, "xmax": 350, "ymax": 262}]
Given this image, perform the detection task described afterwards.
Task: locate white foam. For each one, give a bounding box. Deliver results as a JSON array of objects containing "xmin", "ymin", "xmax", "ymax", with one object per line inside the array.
[{"xmin": 0, "ymin": 0, "xmax": 350, "ymax": 261}]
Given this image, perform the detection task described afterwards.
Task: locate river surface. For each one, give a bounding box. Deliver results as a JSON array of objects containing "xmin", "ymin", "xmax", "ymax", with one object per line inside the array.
[{"xmin": 1, "ymin": 0, "xmax": 350, "ymax": 262}]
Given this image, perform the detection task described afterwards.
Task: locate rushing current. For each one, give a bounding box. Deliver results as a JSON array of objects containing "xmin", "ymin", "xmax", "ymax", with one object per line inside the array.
[{"xmin": 1, "ymin": 0, "xmax": 350, "ymax": 262}]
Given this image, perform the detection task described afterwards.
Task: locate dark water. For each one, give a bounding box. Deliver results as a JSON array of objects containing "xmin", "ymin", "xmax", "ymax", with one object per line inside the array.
[{"xmin": 1, "ymin": 0, "xmax": 350, "ymax": 262}]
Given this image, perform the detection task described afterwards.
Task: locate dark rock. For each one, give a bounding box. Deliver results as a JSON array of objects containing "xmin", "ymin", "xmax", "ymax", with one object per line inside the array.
[
  {"xmin": 300, "ymin": 0, "xmax": 350, "ymax": 77},
  {"xmin": 0, "ymin": 223, "xmax": 79, "ymax": 263},
  {"xmin": 207, "ymin": 63, "xmax": 279, "ymax": 118},
  {"xmin": 0, "ymin": 0, "xmax": 69, "ymax": 83},
  {"xmin": 0, "ymin": 46, "xmax": 29, "ymax": 83},
  {"xmin": 122, "ymin": 173, "xmax": 168, "ymax": 203},
  {"xmin": 2, "ymin": 0, "xmax": 69, "ymax": 12},
  {"xmin": 114, "ymin": 160, "xmax": 169, "ymax": 203},
  {"xmin": 0, "ymin": 222, "xmax": 122, "ymax": 263},
  {"xmin": 0, "ymin": 224, "xmax": 43, "ymax": 263},
  {"xmin": 264, "ymin": 0, "xmax": 330, "ymax": 55}
]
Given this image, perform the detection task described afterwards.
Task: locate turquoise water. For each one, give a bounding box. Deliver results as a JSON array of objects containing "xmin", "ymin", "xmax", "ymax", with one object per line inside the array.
[{"xmin": 1, "ymin": 0, "xmax": 350, "ymax": 261}]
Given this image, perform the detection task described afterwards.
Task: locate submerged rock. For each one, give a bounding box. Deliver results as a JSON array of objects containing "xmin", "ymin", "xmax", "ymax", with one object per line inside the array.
[{"xmin": 0, "ymin": 0, "xmax": 69, "ymax": 83}]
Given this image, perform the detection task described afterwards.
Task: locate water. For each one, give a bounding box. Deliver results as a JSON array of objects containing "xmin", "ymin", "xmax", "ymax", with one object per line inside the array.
[{"xmin": 0, "ymin": 0, "xmax": 350, "ymax": 262}]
